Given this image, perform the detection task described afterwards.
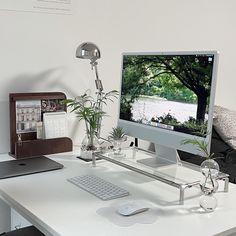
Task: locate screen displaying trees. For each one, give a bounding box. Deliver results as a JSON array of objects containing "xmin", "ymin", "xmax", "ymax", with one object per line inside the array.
[{"xmin": 120, "ymin": 54, "xmax": 214, "ymax": 137}]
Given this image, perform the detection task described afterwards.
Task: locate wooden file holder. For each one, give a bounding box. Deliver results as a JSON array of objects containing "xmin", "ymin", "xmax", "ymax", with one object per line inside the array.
[{"xmin": 9, "ymin": 92, "xmax": 73, "ymax": 159}]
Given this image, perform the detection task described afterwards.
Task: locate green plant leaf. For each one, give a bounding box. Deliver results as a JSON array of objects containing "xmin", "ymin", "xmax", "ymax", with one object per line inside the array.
[
  {"xmin": 181, "ymin": 138, "xmax": 213, "ymax": 159},
  {"xmin": 64, "ymin": 90, "xmax": 118, "ymax": 134}
]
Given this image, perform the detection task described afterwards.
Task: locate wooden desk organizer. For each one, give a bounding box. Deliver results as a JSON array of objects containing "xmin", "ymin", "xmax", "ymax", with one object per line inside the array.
[{"xmin": 9, "ymin": 92, "xmax": 73, "ymax": 159}]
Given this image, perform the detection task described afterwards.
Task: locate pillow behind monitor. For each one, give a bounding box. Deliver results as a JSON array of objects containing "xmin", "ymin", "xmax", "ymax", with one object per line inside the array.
[{"xmin": 214, "ymin": 105, "xmax": 236, "ymax": 150}]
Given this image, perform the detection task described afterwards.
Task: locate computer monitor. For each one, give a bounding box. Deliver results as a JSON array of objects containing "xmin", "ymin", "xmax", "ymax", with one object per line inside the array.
[{"xmin": 118, "ymin": 51, "xmax": 218, "ymax": 168}]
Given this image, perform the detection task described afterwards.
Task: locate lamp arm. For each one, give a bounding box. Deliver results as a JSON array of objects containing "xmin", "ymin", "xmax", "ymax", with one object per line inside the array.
[
  {"xmin": 91, "ymin": 62, "xmax": 103, "ymax": 92},
  {"xmin": 91, "ymin": 61, "xmax": 103, "ymax": 138},
  {"xmin": 95, "ymin": 92, "xmax": 103, "ymax": 138}
]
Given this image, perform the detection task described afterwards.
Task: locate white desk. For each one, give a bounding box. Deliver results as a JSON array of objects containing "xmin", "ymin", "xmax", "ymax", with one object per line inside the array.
[{"xmin": 0, "ymin": 152, "xmax": 236, "ymax": 236}]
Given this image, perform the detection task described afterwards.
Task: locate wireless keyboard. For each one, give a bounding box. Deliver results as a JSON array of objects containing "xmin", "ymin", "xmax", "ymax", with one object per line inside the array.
[{"xmin": 67, "ymin": 174, "xmax": 129, "ymax": 200}]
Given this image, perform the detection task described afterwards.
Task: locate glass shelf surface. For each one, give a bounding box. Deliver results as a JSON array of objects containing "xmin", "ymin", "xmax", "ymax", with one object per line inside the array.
[{"xmin": 95, "ymin": 147, "xmax": 229, "ymax": 204}]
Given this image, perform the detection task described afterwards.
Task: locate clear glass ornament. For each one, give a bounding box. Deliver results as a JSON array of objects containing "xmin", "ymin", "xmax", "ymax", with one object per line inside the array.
[
  {"xmin": 199, "ymin": 159, "xmax": 220, "ymax": 212},
  {"xmin": 200, "ymin": 159, "xmax": 219, "ymax": 178},
  {"xmin": 199, "ymin": 195, "xmax": 217, "ymax": 212},
  {"xmin": 80, "ymin": 131, "xmax": 100, "ymax": 160},
  {"xmin": 108, "ymin": 136, "xmax": 127, "ymax": 158},
  {"xmin": 200, "ymin": 175, "xmax": 219, "ymax": 195}
]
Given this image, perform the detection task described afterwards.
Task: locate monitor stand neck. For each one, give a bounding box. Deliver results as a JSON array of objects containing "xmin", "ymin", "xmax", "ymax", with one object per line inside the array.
[{"xmin": 137, "ymin": 144, "xmax": 181, "ymax": 168}]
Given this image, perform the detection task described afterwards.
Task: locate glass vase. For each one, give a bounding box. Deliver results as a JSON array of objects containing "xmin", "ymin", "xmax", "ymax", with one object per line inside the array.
[
  {"xmin": 199, "ymin": 159, "xmax": 219, "ymax": 212},
  {"xmin": 108, "ymin": 136, "xmax": 127, "ymax": 158},
  {"xmin": 200, "ymin": 159, "xmax": 219, "ymax": 179},
  {"xmin": 80, "ymin": 131, "xmax": 100, "ymax": 161}
]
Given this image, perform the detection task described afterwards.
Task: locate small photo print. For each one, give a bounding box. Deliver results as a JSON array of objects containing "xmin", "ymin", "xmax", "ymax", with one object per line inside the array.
[
  {"xmin": 41, "ymin": 99, "xmax": 65, "ymax": 113},
  {"xmin": 16, "ymin": 100, "xmax": 41, "ymax": 134}
]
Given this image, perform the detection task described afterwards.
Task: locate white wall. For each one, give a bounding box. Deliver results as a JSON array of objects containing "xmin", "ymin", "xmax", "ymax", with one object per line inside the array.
[{"xmin": 0, "ymin": 0, "xmax": 236, "ymax": 153}]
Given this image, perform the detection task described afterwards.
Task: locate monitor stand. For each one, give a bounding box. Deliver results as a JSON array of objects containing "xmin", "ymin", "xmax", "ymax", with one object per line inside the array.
[{"xmin": 137, "ymin": 144, "xmax": 181, "ymax": 168}]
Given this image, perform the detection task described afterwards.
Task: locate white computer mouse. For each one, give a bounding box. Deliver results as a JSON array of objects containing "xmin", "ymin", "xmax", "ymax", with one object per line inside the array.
[{"xmin": 117, "ymin": 201, "xmax": 149, "ymax": 216}]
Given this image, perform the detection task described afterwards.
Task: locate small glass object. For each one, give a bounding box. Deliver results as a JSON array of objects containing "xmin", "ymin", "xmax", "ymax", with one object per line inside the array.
[
  {"xmin": 199, "ymin": 159, "xmax": 219, "ymax": 212},
  {"xmin": 200, "ymin": 176, "xmax": 219, "ymax": 195},
  {"xmin": 108, "ymin": 136, "xmax": 127, "ymax": 158},
  {"xmin": 199, "ymin": 194, "xmax": 218, "ymax": 212},
  {"xmin": 81, "ymin": 132, "xmax": 100, "ymax": 161},
  {"xmin": 200, "ymin": 159, "xmax": 219, "ymax": 179}
]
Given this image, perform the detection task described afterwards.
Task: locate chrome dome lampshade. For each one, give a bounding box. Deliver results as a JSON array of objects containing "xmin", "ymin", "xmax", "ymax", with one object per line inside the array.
[{"xmin": 76, "ymin": 42, "xmax": 101, "ymax": 63}]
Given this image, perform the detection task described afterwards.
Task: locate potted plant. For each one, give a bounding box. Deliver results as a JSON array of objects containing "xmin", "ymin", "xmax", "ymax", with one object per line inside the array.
[
  {"xmin": 108, "ymin": 127, "xmax": 127, "ymax": 157},
  {"xmin": 65, "ymin": 90, "xmax": 118, "ymax": 160},
  {"xmin": 182, "ymin": 138, "xmax": 219, "ymax": 211}
]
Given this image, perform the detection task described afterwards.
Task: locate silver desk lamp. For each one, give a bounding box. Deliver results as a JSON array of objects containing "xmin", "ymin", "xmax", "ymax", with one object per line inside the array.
[{"xmin": 76, "ymin": 42, "xmax": 103, "ymax": 138}]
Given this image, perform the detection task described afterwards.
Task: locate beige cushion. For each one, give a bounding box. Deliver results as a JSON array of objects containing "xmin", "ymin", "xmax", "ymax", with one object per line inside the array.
[{"xmin": 213, "ymin": 105, "xmax": 236, "ymax": 149}]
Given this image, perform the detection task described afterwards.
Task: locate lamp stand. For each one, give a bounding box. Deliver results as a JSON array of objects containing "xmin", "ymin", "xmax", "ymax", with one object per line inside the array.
[{"xmin": 91, "ymin": 61, "xmax": 103, "ymax": 138}]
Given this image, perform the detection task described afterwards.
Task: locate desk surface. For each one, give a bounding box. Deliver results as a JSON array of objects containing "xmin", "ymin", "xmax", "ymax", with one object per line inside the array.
[{"xmin": 0, "ymin": 152, "xmax": 236, "ymax": 236}]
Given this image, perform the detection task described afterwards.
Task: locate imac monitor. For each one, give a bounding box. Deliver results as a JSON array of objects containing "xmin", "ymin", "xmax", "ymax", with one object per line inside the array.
[{"xmin": 118, "ymin": 51, "xmax": 218, "ymax": 168}]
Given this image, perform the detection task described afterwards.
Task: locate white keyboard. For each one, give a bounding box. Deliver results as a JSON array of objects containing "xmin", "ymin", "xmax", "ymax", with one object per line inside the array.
[{"xmin": 67, "ymin": 175, "xmax": 129, "ymax": 200}]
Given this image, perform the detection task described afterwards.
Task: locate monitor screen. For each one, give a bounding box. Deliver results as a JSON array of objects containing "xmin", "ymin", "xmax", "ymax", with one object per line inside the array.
[{"xmin": 118, "ymin": 51, "xmax": 218, "ymax": 166}]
